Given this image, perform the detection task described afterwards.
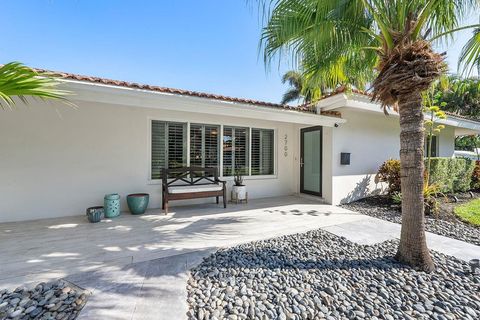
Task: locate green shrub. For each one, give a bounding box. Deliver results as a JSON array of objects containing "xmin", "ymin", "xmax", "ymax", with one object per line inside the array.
[
  {"xmin": 427, "ymin": 157, "xmax": 475, "ymax": 193},
  {"xmin": 471, "ymin": 161, "xmax": 480, "ymax": 190},
  {"xmin": 376, "ymin": 159, "xmax": 401, "ymax": 195}
]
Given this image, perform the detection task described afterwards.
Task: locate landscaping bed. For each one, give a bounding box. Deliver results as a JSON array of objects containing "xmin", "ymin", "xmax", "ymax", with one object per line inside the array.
[
  {"xmin": 341, "ymin": 193, "xmax": 480, "ymax": 246},
  {"xmin": 187, "ymin": 230, "xmax": 479, "ymax": 320},
  {"xmin": 0, "ymin": 280, "xmax": 87, "ymax": 320}
]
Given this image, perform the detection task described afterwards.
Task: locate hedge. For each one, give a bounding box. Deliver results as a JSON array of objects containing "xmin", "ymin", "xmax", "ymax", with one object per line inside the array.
[{"xmin": 427, "ymin": 157, "xmax": 476, "ymax": 193}]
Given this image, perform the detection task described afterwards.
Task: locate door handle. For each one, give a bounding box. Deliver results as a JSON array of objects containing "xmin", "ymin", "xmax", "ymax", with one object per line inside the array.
[{"xmin": 300, "ymin": 158, "xmax": 304, "ymax": 167}]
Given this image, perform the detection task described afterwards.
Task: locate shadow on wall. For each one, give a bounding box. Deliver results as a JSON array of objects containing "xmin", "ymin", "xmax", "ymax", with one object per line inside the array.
[{"xmin": 340, "ymin": 174, "xmax": 385, "ymax": 204}]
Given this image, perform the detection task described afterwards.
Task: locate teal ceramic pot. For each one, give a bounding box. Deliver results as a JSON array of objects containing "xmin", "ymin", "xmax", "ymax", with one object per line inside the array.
[
  {"xmin": 127, "ymin": 193, "xmax": 149, "ymax": 215},
  {"xmin": 86, "ymin": 206, "xmax": 103, "ymax": 223},
  {"xmin": 104, "ymin": 193, "xmax": 121, "ymax": 218}
]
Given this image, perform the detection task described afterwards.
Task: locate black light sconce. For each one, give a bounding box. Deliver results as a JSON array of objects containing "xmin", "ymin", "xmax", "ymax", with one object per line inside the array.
[{"xmin": 340, "ymin": 152, "xmax": 351, "ymax": 165}]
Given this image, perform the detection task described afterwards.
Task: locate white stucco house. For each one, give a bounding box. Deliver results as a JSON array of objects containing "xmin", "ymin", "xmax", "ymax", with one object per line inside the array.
[{"xmin": 1, "ymin": 72, "xmax": 480, "ymax": 223}]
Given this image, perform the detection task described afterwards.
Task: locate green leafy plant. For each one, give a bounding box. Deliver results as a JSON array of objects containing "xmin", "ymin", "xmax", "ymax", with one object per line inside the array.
[
  {"xmin": 376, "ymin": 159, "xmax": 401, "ymax": 195},
  {"xmin": 233, "ymin": 171, "xmax": 244, "ymax": 186},
  {"xmin": 390, "ymin": 184, "xmax": 443, "ymax": 216},
  {"xmin": 428, "ymin": 157, "xmax": 475, "ymax": 193},
  {"xmin": 0, "ymin": 62, "xmax": 70, "ymax": 109},
  {"xmin": 471, "ymin": 161, "xmax": 480, "ymax": 190},
  {"xmin": 391, "ymin": 192, "xmax": 402, "ymax": 205},
  {"xmin": 423, "ymin": 91, "xmax": 448, "ymax": 186}
]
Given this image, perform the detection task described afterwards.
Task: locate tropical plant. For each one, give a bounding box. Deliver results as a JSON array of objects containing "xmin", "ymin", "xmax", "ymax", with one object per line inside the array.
[
  {"xmin": 0, "ymin": 62, "xmax": 68, "ymax": 109},
  {"xmin": 423, "ymin": 90, "xmax": 447, "ymax": 185},
  {"xmin": 392, "ymin": 183, "xmax": 443, "ymax": 216},
  {"xmin": 431, "ymin": 76, "xmax": 480, "ymax": 119},
  {"xmin": 281, "ymin": 70, "xmax": 322, "ymax": 104},
  {"xmin": 376, "ymin": 159, "xmax": 401, "ymax": 195},
  {"xmin": 234, "ymin": 171, "xmax": 245, "ymax": 186},
  {"xmin": 258, "ymin": 0, "xmax": 480, "ymax": 271},
  {"xmin": 471, "ymin": 160, "xmax": 480, "ymax": 190}
]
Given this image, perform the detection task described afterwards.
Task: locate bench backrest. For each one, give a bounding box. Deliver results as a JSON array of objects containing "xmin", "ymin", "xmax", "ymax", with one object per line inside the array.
[{"xmin": 162, "ymin": 167, "xmax": 219, "ymax": 187}]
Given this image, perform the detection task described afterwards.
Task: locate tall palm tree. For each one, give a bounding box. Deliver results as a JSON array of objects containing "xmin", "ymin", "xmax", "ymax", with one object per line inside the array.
[
  {"xmin": 258, "ymin": 0, "xmax": 480, "ymax": 271},
  {"xmin": 281, "ymin": 70, "xmax": 306, "ymax": 104},
  {"xmin": 0, "ymin": 62, "xmax": 68, "ymax": 109},
  {"xmin": 281, "ymin": 70, "xmax": 325, "ymax": 104}
]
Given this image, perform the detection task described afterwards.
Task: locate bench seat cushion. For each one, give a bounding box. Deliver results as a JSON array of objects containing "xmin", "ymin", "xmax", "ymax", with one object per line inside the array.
[{"xmin": 168, "ymin": 184, "xmax": 223, "ymax": 194}]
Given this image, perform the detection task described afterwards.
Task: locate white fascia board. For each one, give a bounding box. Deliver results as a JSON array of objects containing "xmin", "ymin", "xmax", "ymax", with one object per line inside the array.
[
  {"xmin": 317, "ymin": 92, "xmax": 480, "ymax": 132},
  {"xmin": 62, "ymin": 80, "xmax": 345, "ymax": 127},
  {"xmin": 437, "ymin": 117, "xmax": 480, "ymax": 134}
]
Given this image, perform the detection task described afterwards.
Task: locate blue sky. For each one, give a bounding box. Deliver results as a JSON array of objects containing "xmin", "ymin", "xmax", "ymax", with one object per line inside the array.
[{"xmin": 0, "ymin": 1, "xmax": 476, "ymax": 103}]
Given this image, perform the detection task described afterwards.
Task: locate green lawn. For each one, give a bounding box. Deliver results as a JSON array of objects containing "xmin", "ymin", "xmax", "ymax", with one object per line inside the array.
[{"xmin": 454, "ymin": 199, "xmax": 480, "ymax": 226}]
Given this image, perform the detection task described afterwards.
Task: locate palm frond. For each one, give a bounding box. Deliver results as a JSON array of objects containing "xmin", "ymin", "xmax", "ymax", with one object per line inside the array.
[
  {"xmin": 281, "ymin": 88, "xmax": 302, "ymax": 104},
  {"xmin": 0, "ymin": 62, "xmax": 71, "ymax": 110},
  {"xmin": 458, "ymin": 27, "xmax": 480, "ymax": 76}
]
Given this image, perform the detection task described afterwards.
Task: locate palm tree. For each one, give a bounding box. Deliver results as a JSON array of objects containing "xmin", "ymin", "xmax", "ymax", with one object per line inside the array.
[
  {"xmin": 258, "ymin": 0, "xmax": 480, "ymax": 271},
  {"xmin": 0, "ymin": 62, "xmax": 68, "ymax": 109},
  {"xmin": 281, "ymin": 70, "xmax": 325, "ymax": 104},
  {"xmin": 281, "ymin": 70, "xmax": 306, "ymax": 104}
]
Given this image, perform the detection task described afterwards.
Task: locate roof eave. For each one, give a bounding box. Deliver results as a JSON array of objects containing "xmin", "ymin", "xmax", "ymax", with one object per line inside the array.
[{"xmin": 61, "ymin": 79, "xmax": 345, "ymax": 127}]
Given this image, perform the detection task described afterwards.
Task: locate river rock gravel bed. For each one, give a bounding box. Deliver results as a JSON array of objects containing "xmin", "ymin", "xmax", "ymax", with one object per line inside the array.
[
  {"xmin": 187, "ymin": 230, "xmax": 480, "ymax": 320},
  {"xmin": 0, "ymin": 280, "xmax": 87, "ymax": 320},
  {"xmin": 341, "ymin": 196, "xmax": 480, "ymax": 246}
]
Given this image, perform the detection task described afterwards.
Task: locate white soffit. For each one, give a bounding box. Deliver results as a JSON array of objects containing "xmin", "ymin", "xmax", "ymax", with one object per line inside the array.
[{"xmin": 316, "ymin": 93, "xmax": 480, "ymax": 133}]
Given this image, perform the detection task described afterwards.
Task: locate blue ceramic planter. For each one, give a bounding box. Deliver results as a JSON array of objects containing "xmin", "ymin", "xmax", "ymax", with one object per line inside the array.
[
  {"xmin": 104, "ymin": 193, "xmax": 121, "ymax": 218},
  {"xmin": 127, "ymin": 193, "xmax": 149, "ymax": 215},
  {"xmin": 86, "ymin": 206, "xmax": 103, "ymax": 223}
]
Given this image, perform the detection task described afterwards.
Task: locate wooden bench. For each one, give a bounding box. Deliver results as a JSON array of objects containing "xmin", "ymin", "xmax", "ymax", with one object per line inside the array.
[{"xmin": 161, "ymin": 167, "xmax": 226, "ymax": 214}]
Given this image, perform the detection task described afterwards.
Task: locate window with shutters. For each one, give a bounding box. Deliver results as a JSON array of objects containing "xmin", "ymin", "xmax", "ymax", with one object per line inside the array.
[
  {"xmin": 151, "ymin": 121, "xmax": 187, "ymax": 179},
  {"xmin": 151, "ymin": 120, "xmax": 275, "ymax": 180},
  {"xmin": 190, "ymin": 124, "xmax": 220, "ymax": 168},
  {"xmin": 223, "ymin": 126, "xmax": 249, "ymax": 176},
  {"xmin": 251, "ymin": 128, "xmax": 274, "ymax": 175}
]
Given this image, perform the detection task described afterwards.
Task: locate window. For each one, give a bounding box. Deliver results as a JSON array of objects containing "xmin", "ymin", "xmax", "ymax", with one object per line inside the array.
[
  {"xmin": 190, "ymin": 124, "xmax": 220, "ymax": 168},
  {"xmin": 151, "ymin": 120, "xmax": 275, "ymax": 180},
  {"xmin": 151, "ymin": 121, "xmax": 187, "ymax": 179},
  {"xmin": 425, "ymin": 135, "xmax": 438, "ymax": 157},
  {"xmin": 223, "ymin": 126, "xmax": 249, "ymax": 176},
  {"xmin": 251, "ymin": 129, "xmax": 274, "ymax": 175}
]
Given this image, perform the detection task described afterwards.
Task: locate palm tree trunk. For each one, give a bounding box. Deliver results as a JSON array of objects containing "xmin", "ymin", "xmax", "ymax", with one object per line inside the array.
[{"xmin": 395, "ymin": 92, "xmax": 435, "ymax": 272}]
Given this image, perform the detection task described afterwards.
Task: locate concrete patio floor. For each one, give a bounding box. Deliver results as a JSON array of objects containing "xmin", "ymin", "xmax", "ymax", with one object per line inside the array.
[
  {"xmin": 1, "ymin": 195, "xmax": 478, "ymax": 320},
  {"xmin": 0, "ymin": 196, "xmax": 364, "ymax": 290}
]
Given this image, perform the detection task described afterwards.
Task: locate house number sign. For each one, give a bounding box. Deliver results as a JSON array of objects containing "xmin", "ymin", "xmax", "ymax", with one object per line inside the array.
[{"xmin": 284, "ymin": 134, "xmax": 288, "ymax": 157}]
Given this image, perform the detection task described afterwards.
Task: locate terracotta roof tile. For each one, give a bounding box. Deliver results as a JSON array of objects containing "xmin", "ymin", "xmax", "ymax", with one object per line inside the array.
[{"xmin": 34, "ymin": 68, "xmax": 317, "ymax": 114}]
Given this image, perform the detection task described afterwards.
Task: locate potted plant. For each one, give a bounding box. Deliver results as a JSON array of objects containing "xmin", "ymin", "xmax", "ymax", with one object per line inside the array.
[
  {"xmin": 127, "ymin": 193, "xmax": 150, "ymax": 215},
  {"xmin": 232, "ymin": 171, "xmax": 247, "ymax": 203}
]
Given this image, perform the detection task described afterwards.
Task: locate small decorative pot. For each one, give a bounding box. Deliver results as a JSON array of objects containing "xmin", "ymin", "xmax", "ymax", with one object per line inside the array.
[
  {"xmin": 127, "ymin": 193, "xmax": 149, "ymax": 215},
  {"xmin": 104, "ymin": 193, "xmax": 121, "ymax": 218},
  {"xmin": 232, "ymin": 185, "xmax": 247, "ymax": 201},
  {"xmin": 86, "ymin": 206, "xmax": 104, "ymax": 223}
]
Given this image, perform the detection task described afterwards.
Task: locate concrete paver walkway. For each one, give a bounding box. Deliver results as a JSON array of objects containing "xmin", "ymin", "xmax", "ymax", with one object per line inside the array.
[{"xmin": 0, "ymin": 195, "xmax": 477, "ymax": 319}]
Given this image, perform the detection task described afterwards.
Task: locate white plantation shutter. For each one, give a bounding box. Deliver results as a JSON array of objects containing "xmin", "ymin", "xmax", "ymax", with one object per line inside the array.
[
  {"xmin": 151, "ymin": 121, "xmax": 167, "ymax": 180},
  {"xmin": 190, "ymin": 124, "xmax": 220, "ymax": 168},
  {"xmin": 151, "ymin": 121, "xmax": 187, "ymax": 179},
  {"xmin": 223, "ymin": 126, "xmax": 249, "ymax": 176},
  {"xmin": 251, "ymin": 129, "xmax": 274, "ymax": 175}
]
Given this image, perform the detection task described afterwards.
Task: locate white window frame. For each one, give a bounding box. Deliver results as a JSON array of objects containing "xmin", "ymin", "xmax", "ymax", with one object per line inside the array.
[{"xmin": 147, "ymin": 117, "xmax": 278, "ymax": 184}]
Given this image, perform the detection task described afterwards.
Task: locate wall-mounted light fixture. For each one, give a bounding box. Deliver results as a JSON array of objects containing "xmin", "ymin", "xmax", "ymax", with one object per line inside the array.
[{"xmin": 340, "ymin": 152, "xmax": 351, "ymax": 165}]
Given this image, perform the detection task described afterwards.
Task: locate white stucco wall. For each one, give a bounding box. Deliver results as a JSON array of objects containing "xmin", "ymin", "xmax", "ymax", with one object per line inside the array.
[
  {"xmin": 329, "ymin": 108, "xmax": 456, "ymax": 205},
  {"xmin": 0, "ymin": 99, "xmax": 300, "ymax": 222}
]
